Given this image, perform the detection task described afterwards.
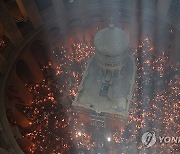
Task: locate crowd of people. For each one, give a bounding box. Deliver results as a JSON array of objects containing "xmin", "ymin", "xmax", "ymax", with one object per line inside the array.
[{"xmin": 13, "ymin": 35, "xmax": 179, "ymax": 153}]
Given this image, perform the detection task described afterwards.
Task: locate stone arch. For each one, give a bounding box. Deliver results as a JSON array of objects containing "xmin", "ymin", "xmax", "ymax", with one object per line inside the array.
[
  {"xmin": 68, "ymin": 17, "xmax": 82, "ymax": 28},
  {"xmin": 48, "ymin": 26, "xmax": 61, "ymax": 37},
  {"xmin": 30, "ymin": 40, "xmax": 49, "ymax": 66},
  {"xmin": 34, "ymin": 0, "xmax": 53, "ymax": 11},
  {"xmin": 63, "ymin": 0, "xmax": 79, "ymax": 10},
  {"xmin": 90, "ymin": 14, "xmax": 104, "ymax": 24},
  {"xmin": 16, "ymin": 59, "xmax": 34, "ymax": 83}
]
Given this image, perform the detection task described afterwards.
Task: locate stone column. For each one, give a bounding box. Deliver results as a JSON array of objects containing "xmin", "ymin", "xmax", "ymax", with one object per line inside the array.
[
  {"xmin": 16, "ymin": 138, "xmax": 35, "ymax": 153},
  {"xmin": 16, "ymin": 0, "xmax": 43, "ymax": 29},
  {"xmin": 177, "ymin": 21, "xmax": 180, "ymax": 31},
  {"xmin": 157, "ymin": 0, "xmax": 171, "ymax": 17},
  {"xmin": 22, "ymin": 50, "xmax": 44, "ymax": 83},
  {"xmin": 15, "ymin": 0, "xmax": 28, "ymax": 17},
  {"xmin": 173, "ymin": 30, "xmax": 180, "ymax": 64},
  {"xmin": 0, "ymin": 147, "xmax": 11, "ymax": 154},
  {"xmin": 129, "ymin": 10, "xmax": 140, "ymax": 49},
  {"xmin": 7, "ymin": 70, "xmax": 33, "ymax": 106},
  {"xmin": 9, "ymin": 108, "xmax": 32, "ymax": 128},
  {"xmin": 0, "ymin": 2, "xmax": 24, "ymax": 47},
  {"xmin": 52, "ymin": 0, "xmax": 66, "ymax": 16},
  {"xmin": 0, "ymin": 53, "xmax": 6, "ymax": 74}
]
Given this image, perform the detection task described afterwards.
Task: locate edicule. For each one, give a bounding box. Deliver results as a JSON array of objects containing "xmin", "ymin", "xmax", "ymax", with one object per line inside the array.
[{"xmin": 73, "ymin": 26, "xmax": 136, "ymax": 128}]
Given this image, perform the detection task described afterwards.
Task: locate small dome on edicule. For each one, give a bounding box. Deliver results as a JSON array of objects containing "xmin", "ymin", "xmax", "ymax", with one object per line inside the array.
[{"xmin": 94, "ymin": 27, "xmax": 129, "ymax": 55}]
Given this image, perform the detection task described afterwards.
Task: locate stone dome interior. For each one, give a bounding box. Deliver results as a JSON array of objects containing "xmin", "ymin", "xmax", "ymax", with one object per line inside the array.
[{"xmin": 0, "ymin": 0, "xmax": 179, "ymax": 154}]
